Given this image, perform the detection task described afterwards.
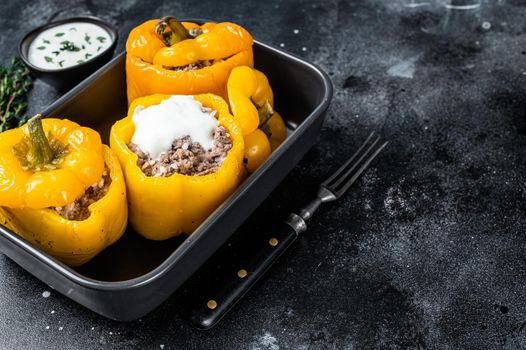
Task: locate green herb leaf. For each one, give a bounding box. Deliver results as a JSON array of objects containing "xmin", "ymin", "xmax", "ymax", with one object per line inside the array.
[
  {"xmin": 58, "ymin": 60, "xmax": 65, "ymax": 68},
  {"xmin": 59, "ymin": 41, "xmax": 81, "ymax": 52},
  {"xmin": 84, "ymin": 33, "xmax": 91, "ymax": 44},
  {"xmin": 44, "ymin": 56, "xmax": 53, "ymax": 63},
  {"xmin": 0, "ymin": 57, "xmax": 33, "ymax": 132},
  {"xmin": 96, "ymin": 36, "xmax": 106, "ymax": 43},
  {"xmin": 97, "ymin": 46, "xmax": 102, "ymax": 52},
  {"xmin": 84, "ymin": 53, "xmax": 92, "ymax": 60},
  {"xmin": 43, "ymin": 39, "xmax": 50, "ymax": 44},
  {"xmin": 55, "ymin": 32, "xmax": 65, "ymax": 37},
  {"xmin": 69, "ymin": 27, "xmax": 77, "ymax": 31},
  {"xmin": 52, "ymin": 51, "xmax": 60, "ymax": 56},
  {"xmin": 77, "ymin": 60, "xmax": 85, "ymax": 64},
  {"xmin": 36, "ymin": 46, "xmax": 46, "ymax": 50}
]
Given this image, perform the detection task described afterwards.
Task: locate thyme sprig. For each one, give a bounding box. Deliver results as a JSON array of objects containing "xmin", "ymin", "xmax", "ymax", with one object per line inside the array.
[{"xmin": 0, "ymin": 57, "xmax": 32, "ymax": 132}]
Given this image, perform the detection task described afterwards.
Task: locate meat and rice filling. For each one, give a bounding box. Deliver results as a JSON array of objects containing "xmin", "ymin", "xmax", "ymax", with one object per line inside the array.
[
  {"xmin": 164, "ymin": 59, "xmax": 214, "ymax": 72},
  {"xmin": 128, "ymin": 125, "xmax": 232, "ymax": 177},
  {"xmin": 54, "ymin": 168, "xmax": 111, "ymax": 221}
]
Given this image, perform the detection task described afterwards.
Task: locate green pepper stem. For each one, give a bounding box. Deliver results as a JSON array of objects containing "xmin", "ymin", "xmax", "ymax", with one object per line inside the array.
[
  {"xmin": 258, "ymin": 101, "xmax": 274, "ymax": 127},
  {"xmin": 12, "ymin": 114, "xmax": 68, "ymax": 171},
  {"xmin": 26, "ymin": 114, "xmax": 54, "ymax": 167},
  {"xmin": 155, "ymin": 16, "xmax": 191, "ymax": 46}
]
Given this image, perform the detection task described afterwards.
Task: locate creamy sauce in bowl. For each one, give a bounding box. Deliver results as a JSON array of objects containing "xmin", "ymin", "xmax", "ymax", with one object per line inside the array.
[{"xmin": 27, "ymin": 22, "xmax": 112, "ymax": 70}]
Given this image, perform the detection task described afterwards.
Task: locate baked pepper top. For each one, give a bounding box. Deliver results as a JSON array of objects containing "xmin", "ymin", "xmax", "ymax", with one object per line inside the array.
[
  {"xmin": 227, "ymin": 66, "xmax": 287, "ymax": 172},
  {"xmin": 110, "ymin": 93, "xmax": 245, "ymax": 240},
  {"xmin": 0, "ymin": 115, "xmax": 104, "ymax": 209},
  {"xmin": 126, "ymin": 17, "xmax": 254, "ymax": 104}
]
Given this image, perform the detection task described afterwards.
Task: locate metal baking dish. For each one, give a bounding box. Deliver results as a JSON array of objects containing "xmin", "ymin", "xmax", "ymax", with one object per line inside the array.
[{"xmin": 0, "ymin": 38, "xmax": 332, "ymax": 321}]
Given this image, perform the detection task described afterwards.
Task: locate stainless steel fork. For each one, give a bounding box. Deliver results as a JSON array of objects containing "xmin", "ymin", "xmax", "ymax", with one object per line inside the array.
[{"xmin": 189, "ymin": 132, "xmax": 388, "ymax": 329}]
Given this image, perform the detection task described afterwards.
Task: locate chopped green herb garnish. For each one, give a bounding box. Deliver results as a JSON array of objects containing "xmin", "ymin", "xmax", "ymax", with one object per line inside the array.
[
  {"xmin": 36, "ymin": 46, "xmax": 46, "ymax": 50},
  {"xmin": 44, "ymin": 56, "xmax": 53, "ymax": 63},
  {"xmin": 52, "ymin": 51, "xmax": 60, "ymax": 56},
  {"xmin": 0, "ymin": 57, "xmax": 32, "ymax": 132},
  {"xmin": 82, "ymin": 45, "xmax": 85, "ymax": 49},
  {"xmin": 96, "ymin": 36, "xmax": 107, "ymax": 43},
  {"xmin": 43, "ymin": 39, "xmax": 50, "ymax": 44},
  {"xmin": 55, "ymin": 32, "xmax": 65, "ymax": 37},
  {"xmin": 84, "ymin": 53, "xmax": 92, "ymax": 60},
  {"xmin": 77, "ymin": 60, "xmax": 85, "ymax": 64},
  {"xmin": 58, "ymin": 60, "xmax": 65, "ymax": 67},
  {"xmin": 69, "ymin": 27, "xmax": 77, "ymax": 31},
  {"xmin": 84, "ymin": 33, "xmax": 91, "ymax": 44},
  {"xmin": 59, "ymin": 40, "xmax": 81, "ymax": 52},
  {"xmin": 97, "ymin": 46, "xmax": 102, "ymax": 52}
]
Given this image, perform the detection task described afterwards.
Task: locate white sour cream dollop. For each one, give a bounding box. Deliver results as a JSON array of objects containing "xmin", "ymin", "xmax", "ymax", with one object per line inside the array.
[{"xmin": 131, "ymin": 95, "xmax": 219, "ymax": 160}]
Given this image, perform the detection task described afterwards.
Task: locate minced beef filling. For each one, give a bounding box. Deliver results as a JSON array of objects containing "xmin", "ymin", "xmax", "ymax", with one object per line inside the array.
[
  {"xmin": 164, "ymin": 59, "xmax": 215, "ymax": 72},
  {"xmin": 54, "ymin": 168, "xmax": 111, "ymax": 221},
  {"xmin": 128, "ymin": 125, "xmax": 232, "ymax": 177}
]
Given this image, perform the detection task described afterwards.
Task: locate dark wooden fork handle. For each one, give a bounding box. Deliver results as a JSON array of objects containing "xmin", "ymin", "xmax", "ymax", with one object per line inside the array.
[{"xmin": 188, "ymin": 222, "xmax": 298, "ymax": 330}]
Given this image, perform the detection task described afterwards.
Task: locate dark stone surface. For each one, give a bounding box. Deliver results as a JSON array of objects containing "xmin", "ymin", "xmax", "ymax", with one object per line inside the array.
[{"xmin": 0, "ymin": 0, "xmax": 526, "ymax": 349}]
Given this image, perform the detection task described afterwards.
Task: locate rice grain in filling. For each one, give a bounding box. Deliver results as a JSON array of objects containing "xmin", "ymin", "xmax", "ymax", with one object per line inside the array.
[{"xmin": 128, "ymin": 125, "xmax": 232, "ymax": 177}]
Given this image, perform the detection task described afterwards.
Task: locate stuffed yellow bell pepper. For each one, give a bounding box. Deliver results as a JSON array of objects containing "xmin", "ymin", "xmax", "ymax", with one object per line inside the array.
[
  {"xmin": 0, "ymin": 115, "xmax": 127, "ymax": 266},
  {"xmin": 110, "ymin": 93, "xmax": 245, "ymax": 240},
  {"xmin": 227, "ymin": 66, "xmax": 287, "ymax": 172},
  {"xmin": 126, "ymin": 17, "xmax": 254, "ymax": 104}
]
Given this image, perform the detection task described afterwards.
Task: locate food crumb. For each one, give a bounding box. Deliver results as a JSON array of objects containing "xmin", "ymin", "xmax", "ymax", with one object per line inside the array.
[
  {"xmin": 293, "ymin": 29, "xmax": 299, "ymax": 34},
  {"xmin": 50, "ymin": 310, "xmax": 55, "ymax": 314},
  {"xmin": 279, "ymin": 43, "xmax": 285, "ymax": 48},
  {"xmin": 160, "ymin": 345, "xmax": 165, "ymax": 349},
  {"xmin": 45, "ymin": 326, "xmax": 50, "ymax": 330},
  {"xmin": 59, "ymin": 326, "xmax": 63, "ymax": 331},
  {"xmin": 42, "ymin": 291, "xmax": 51, "ymax": 298},
  {"xmin": 301, "ymin": 47, "xmax": 307, "ymax": 52},
  {"xmin": 109, "ymin": 331, "xmax": 113, "ymax": 335},
  {"xmin": 91, "ymin": 327, "xmax": 95, "ymax": 330}
]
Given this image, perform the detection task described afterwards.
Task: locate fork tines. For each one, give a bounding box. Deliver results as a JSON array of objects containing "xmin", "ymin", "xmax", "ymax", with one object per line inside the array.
[{"xmin": 322, "ymin": 132, "xmax": 388, "ymax": 198}]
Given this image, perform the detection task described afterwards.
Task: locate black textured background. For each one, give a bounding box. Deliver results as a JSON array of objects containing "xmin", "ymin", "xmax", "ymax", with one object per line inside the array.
[{"xmin": 1, "ymin": 0, "xmax": 526, "ymax": 349}]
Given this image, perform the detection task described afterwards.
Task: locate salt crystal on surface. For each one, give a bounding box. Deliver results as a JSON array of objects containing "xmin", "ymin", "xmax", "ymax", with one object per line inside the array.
[{"xmin": 42, "ymin": 291, "xmax": 51, "ymax": 298}]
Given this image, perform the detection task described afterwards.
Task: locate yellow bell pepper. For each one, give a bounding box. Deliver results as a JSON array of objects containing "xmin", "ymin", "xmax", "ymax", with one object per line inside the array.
[
  {"xmin": 110, "ymin": 93, "xmax": 245, "ymax": 240},
  {"xmin": 0, "ymin": 116, "xmax": 105, "ymax": 208},
  {"xmin": 0, "ymin": 116, "xmax": 128, "ymax": 266},
  {"xmin": 227, "ymin": 66, "xmax": 287, "ymax": 172},
  {"xmin": 126, "ymin": 17, "xmax": 254, "ymax": 104}
]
